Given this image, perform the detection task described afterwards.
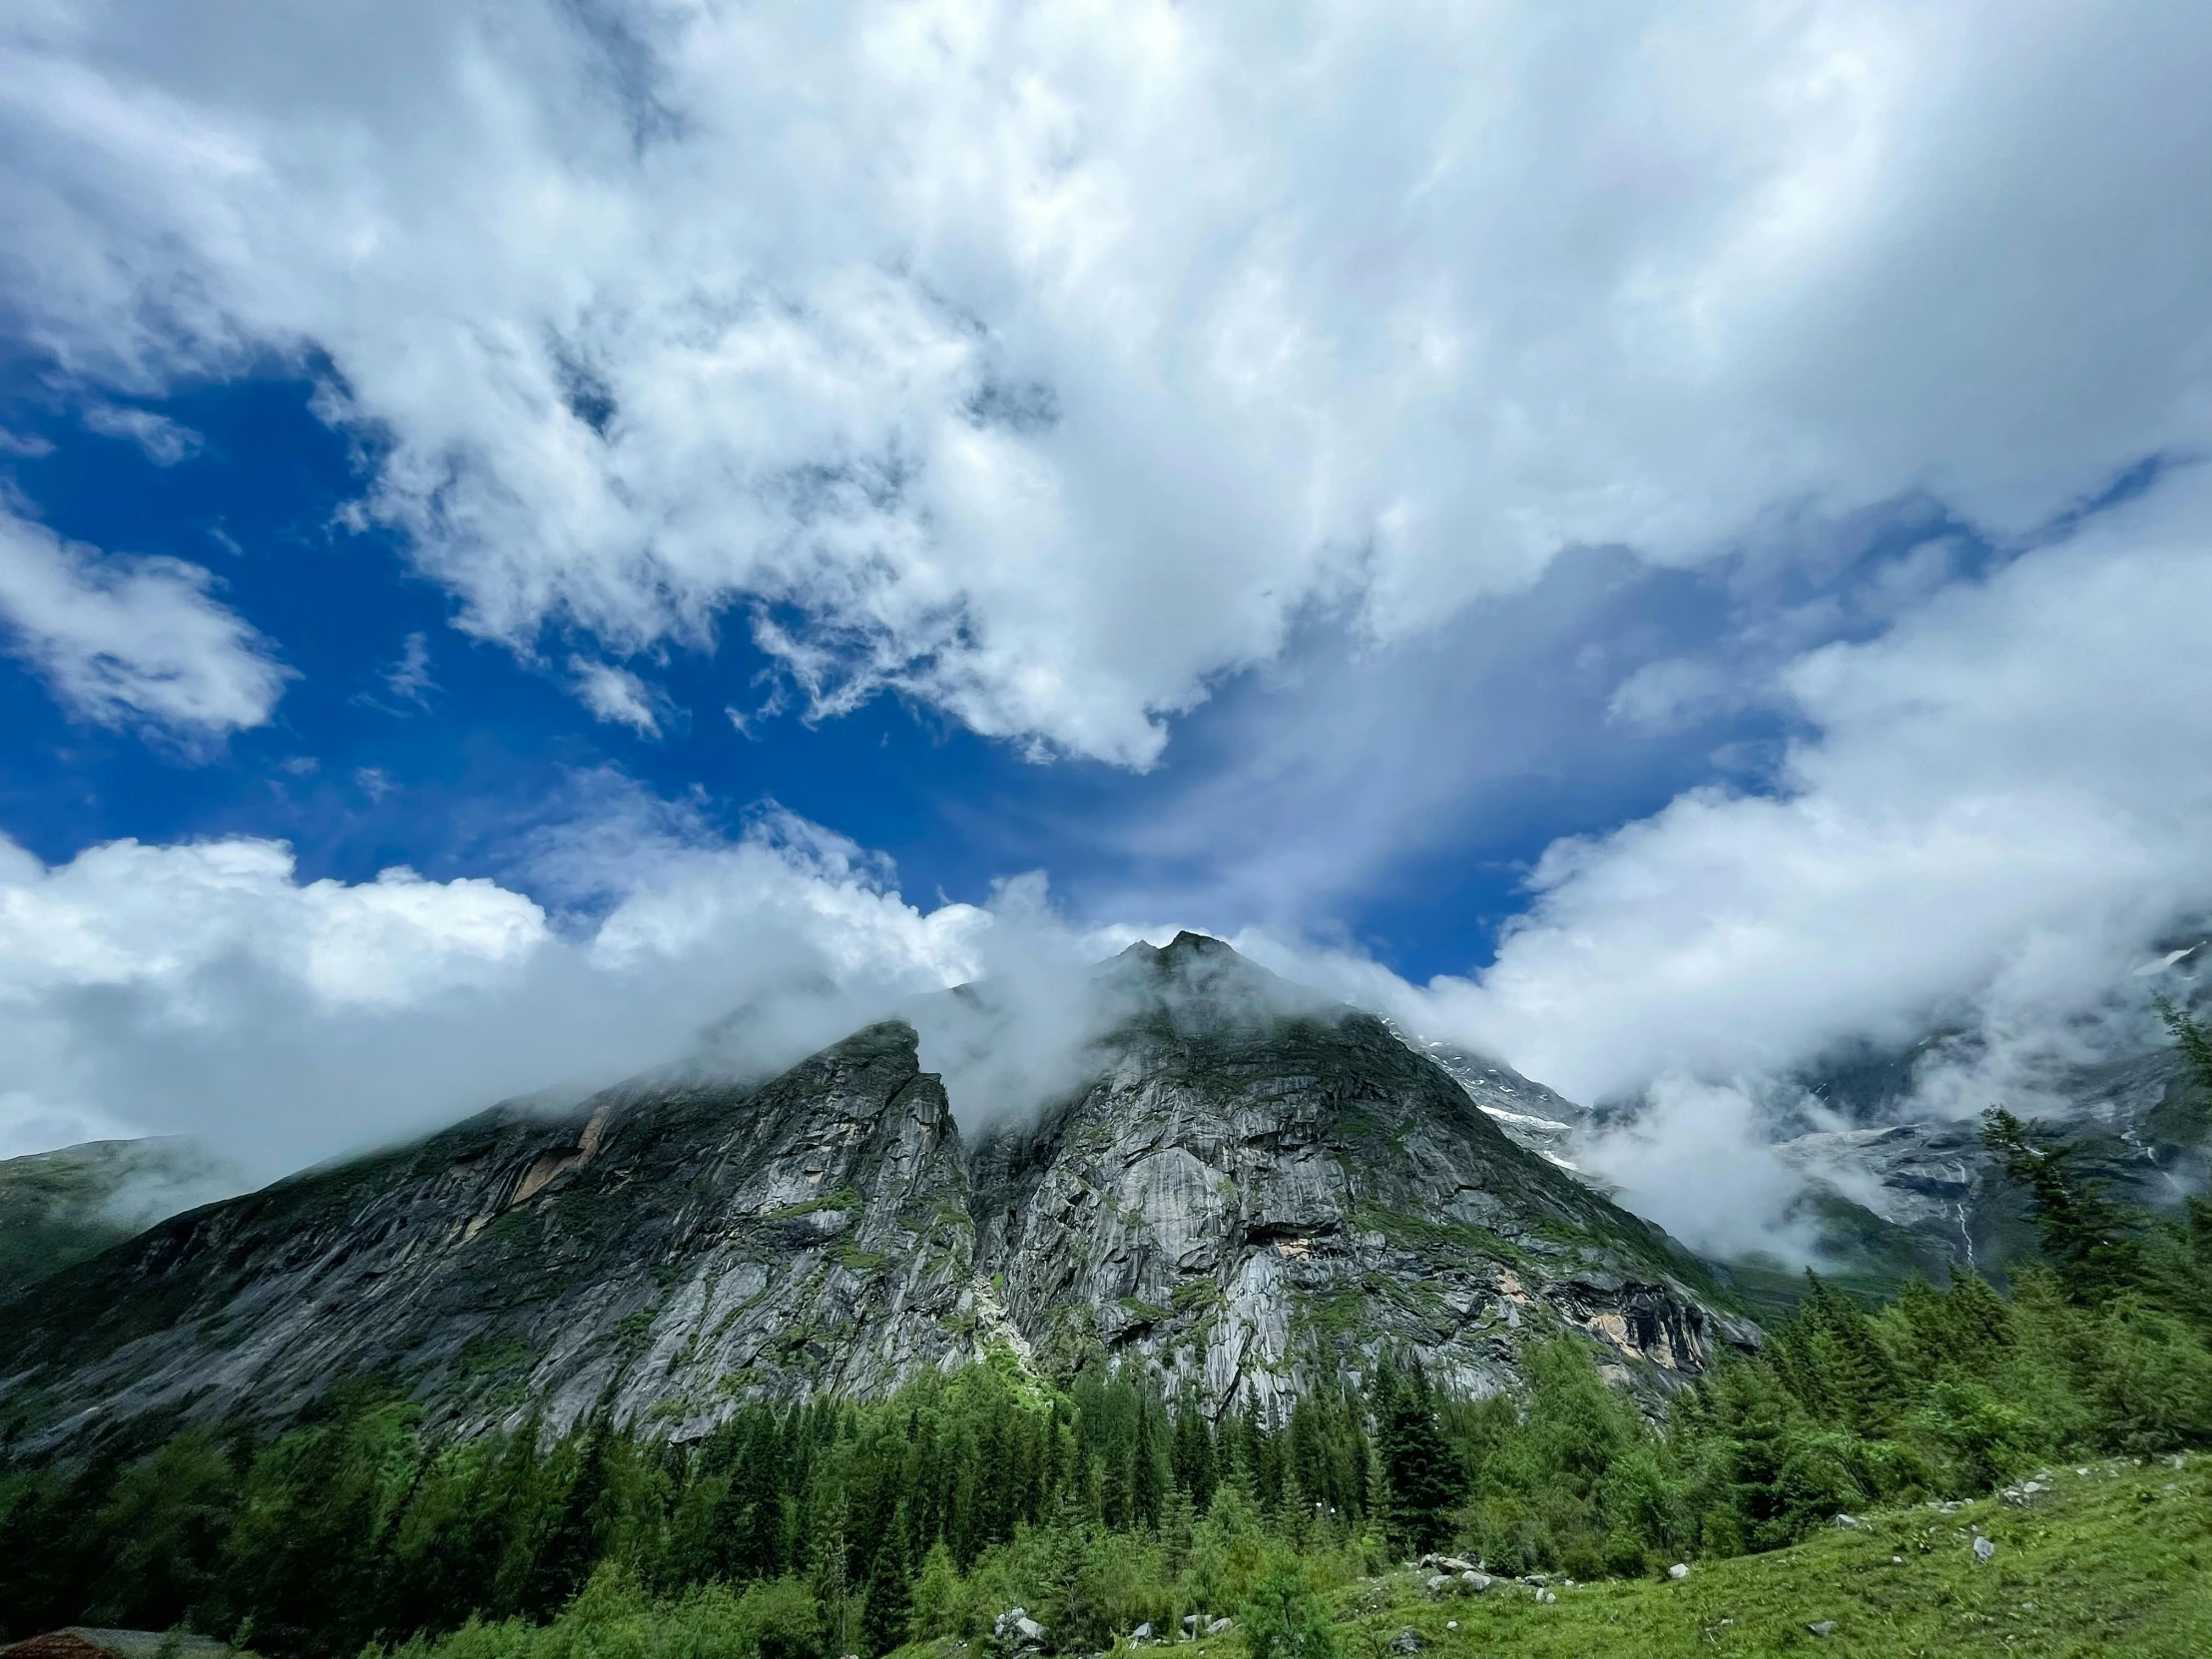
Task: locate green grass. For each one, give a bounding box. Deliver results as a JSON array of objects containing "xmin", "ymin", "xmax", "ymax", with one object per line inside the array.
[
  {"xmin": 1307, "ymin": 1453, "xmax": 2212, "ymax": 1659},
  {"xmin": 759, "ymin": 1187, "xmax": 861, "ymax": 1222}
]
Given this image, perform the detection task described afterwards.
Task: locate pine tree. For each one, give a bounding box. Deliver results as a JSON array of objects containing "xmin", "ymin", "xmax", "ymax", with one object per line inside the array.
[
  {"xmin": 1981, "ymin": 1108, "xmax": 2145, "ymax": 1300},
  {"xmin": 859, "ymin": 1507, "xmax": 912, "ymax": 1658},
  {"xmin": 523, "ymin": 1415, "xmax": 616, "ymax": 1616},
  {"xmin": 1803, "ymin": 1274, "xmax": 1905, "ymax": 1432},
  {"xmin": 1371, "ymin": 1359, "xmax": 1459, "ymax": 1552},
  {"xmin": 907, "ymin": 1537, "xmax": 963, "ymax": 1642}
]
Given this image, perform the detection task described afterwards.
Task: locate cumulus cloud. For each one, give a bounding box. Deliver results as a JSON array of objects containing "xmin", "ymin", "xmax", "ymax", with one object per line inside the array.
[
  {"xmin": 0, "ymin": 785, "xmax": 1053, "ymax": 1176},
  {"xmin": 1219, "ymin": 468, "xmax": 2212, "ymax": 1159},
  {"xmin": 4, "ymin": 2, "xmax": 2210, "ymax": 759},
  {"xmin": 0, "ymin": 506, "xmax": 289, "ymax": 741}
]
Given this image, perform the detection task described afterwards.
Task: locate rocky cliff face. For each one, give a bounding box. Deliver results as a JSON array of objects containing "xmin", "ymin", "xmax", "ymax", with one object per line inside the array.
[
  {"xmin": 0, "ymin": 936, "xmax": 1749, "ymax": 1458},
  {"xmin": 969, "ymin": 935, "xmax": 1745, "ymax": 1414}
]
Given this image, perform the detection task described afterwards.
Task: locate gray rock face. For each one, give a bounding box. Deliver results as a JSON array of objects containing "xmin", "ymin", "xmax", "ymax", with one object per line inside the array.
[
  {"xmin": 1406, "ymin": 1035, "xmax": 1600, "ymax": 1183},
  {"xmin": 0, "ymin": 1022, "xmax": 975, "ymax": 1453},
  {"xmin": 1761, "ymin": 986, "xmax": 2212, "ymax": 1290},
  {"xmin": 969, "ymin": 935, "xmax": 1746, "ymax": 1411},
  {"xmin": 0, "ymin": 936, "xmax": 1748, "ymax": 1456},
  {"xmin": 1765, "ymin": 1037, "xmax": 2208, "ymax": 1290}
]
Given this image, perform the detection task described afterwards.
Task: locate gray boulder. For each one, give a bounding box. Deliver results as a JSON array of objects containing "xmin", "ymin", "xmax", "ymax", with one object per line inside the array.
[{"xmin": 994, "ymin": 1609, "xmax": 1049, "ymax": 1652}]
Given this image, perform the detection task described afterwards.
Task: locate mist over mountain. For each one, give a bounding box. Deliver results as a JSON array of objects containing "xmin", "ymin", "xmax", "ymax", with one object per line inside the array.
[{"xmin": 0, "ymin": 935, "xmax": 1759, "ymax": 1459}]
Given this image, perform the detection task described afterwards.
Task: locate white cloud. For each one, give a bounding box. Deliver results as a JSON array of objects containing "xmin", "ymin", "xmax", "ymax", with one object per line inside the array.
[
  {"xmin": 570, "ymin": 656, "xmax": 670, "ymax": 738},
  {"xmin": 1575, "ymin": 1077, "xmax": 1817, "ymax": 1261},
  {"xmin": 83, "ymin": 402, "xmax": 201, "ymax": 464},
  {"xmin": 0, "ymin": 506, "xmax": 289, "ymax": 740},
  {"xmin": 3, "ymin": 2, "xmax": 2209, "ymax": 761},
  {"xmin": 0, "ymin": 792, "xmax": 1035, "ymax": 1176},
  {"xmin": 382, "ymin": 629, "xmax": 435, "ymax": 706},
  {"xmin": 1229, "ymin": 468, "xmax": 2212, "ymax": 1129}
]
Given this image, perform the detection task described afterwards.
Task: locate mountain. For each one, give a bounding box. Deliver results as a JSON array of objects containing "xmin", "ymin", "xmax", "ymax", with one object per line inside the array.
[
  {"xmin": 0, "ymin": 1138, "xmax": 245, "ymax": 1304},
  {"xmin": 1748, "ymin": 1022, "xmax": 2212, "ymax": 1305},
  {"xmin": 1404, "ymin": 1032, "xmax": 1604, "ymax": 1184},
  {"xmin": 1395, "ymin": 969, "xmax": 2212, "ymax": 1310},
  {"xmin": 0, "ymin": 934, "xmax": 1750, "ymax": 1458}
]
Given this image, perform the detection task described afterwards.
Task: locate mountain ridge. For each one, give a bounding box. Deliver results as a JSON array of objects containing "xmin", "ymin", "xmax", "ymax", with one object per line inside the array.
[{"xmin": 0, "ymin": 934, "xmax": 1750, "ymax": 1459}]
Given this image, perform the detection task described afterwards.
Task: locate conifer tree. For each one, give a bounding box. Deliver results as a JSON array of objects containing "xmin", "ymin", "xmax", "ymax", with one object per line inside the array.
[
  {"xmin": 1370, "ymin": 1358, "xmax": 1459, "ymax": 1552},
  {"xmin": 860, "ymin": 1506, "xmax": 913, "ymax": 1658},
  {"xmin": 1981, "ymin": 1108, "xmax": 2145, "ymax": 1299}
]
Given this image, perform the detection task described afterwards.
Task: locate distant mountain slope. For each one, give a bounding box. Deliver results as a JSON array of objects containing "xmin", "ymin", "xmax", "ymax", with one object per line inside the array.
[
  {"xmin": 1746, "ymin": 1028, "xmax": 2212, "ymax": 1306},
  {"xmin": 0, "ymin": 1139, "xmax": 244, "ymax": 1305},
  {"xmin": 0, "ymin": 935, "xmax": 1751, "ymax": 1458}
]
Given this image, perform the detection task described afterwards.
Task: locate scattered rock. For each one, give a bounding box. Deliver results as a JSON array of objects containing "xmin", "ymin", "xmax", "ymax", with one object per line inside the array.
[
  {"xmin": 1388, "ymin": 1630, "xmax": 1421, "ymax": 1655},
  {"xmin": 1833, "ymin": 1513, "xmax": 1863, "ymax": 1528},
  {"xmin": 1808, "ymin": 1621, "xmax": 1837, "ymax": 1638},
  {"xmin": 1206, "ymin": 1619, "xmax": 1232, "ymax": 1637},
  {"xmin": 1425, "ymin": 1574, "xmax": 1454, "ymax": 1596},
  {"xmin": 1534, "ymin": 1589, "xmax": 1557, "ymax": 1605},
  {"xmin": 1668, "ymin": 1562, "xmax": 1690, "ymax": 1581},
  {"xmin": 1130, "ymin": 1625, "xmax": 1152, "ymax": 1646},
  {"xmin": 1972, "ymin": 1537, "xmax": 1996, "ymax": 1564},
  {"xmin": 1442, "ymin": 1623, "xmax": 1457, "ymax": 1633},
  {"xmin": 1437, "ymin": 1556, "xmax": 1479, "ymax": 1574},
  {"xmin": 1459, "ymin": 1571, "xmax": 1493, "ymax": 1594},
  {"xmin": 995, "ymin": 1610, "xmax": 1050, "ymax": 1652}
]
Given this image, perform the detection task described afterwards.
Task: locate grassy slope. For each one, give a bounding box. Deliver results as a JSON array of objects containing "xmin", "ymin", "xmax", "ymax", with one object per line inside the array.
[
  {"xmin": 1308, "ymin": 1453, "xmax": 2212, "ymax": 1659},
  {"xmin": 0, "ymin": 1141, "xmax": 166, "ymax": 1303}
]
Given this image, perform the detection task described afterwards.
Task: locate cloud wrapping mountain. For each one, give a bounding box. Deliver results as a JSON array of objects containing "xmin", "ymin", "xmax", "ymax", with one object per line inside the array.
[{"xmin": 3, "ymin": 2, "xmax": 2212, "ymax": 1260}]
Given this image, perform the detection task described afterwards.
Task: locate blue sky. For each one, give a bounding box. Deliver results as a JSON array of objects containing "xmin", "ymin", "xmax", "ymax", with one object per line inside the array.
[
  {"xmin": 0, "ymin": 366, "xmax": 1804, "ymax": 983},
  {"xmin": 4, "ymin": 2, "xmax": 2212, "ymax": 1255}
]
